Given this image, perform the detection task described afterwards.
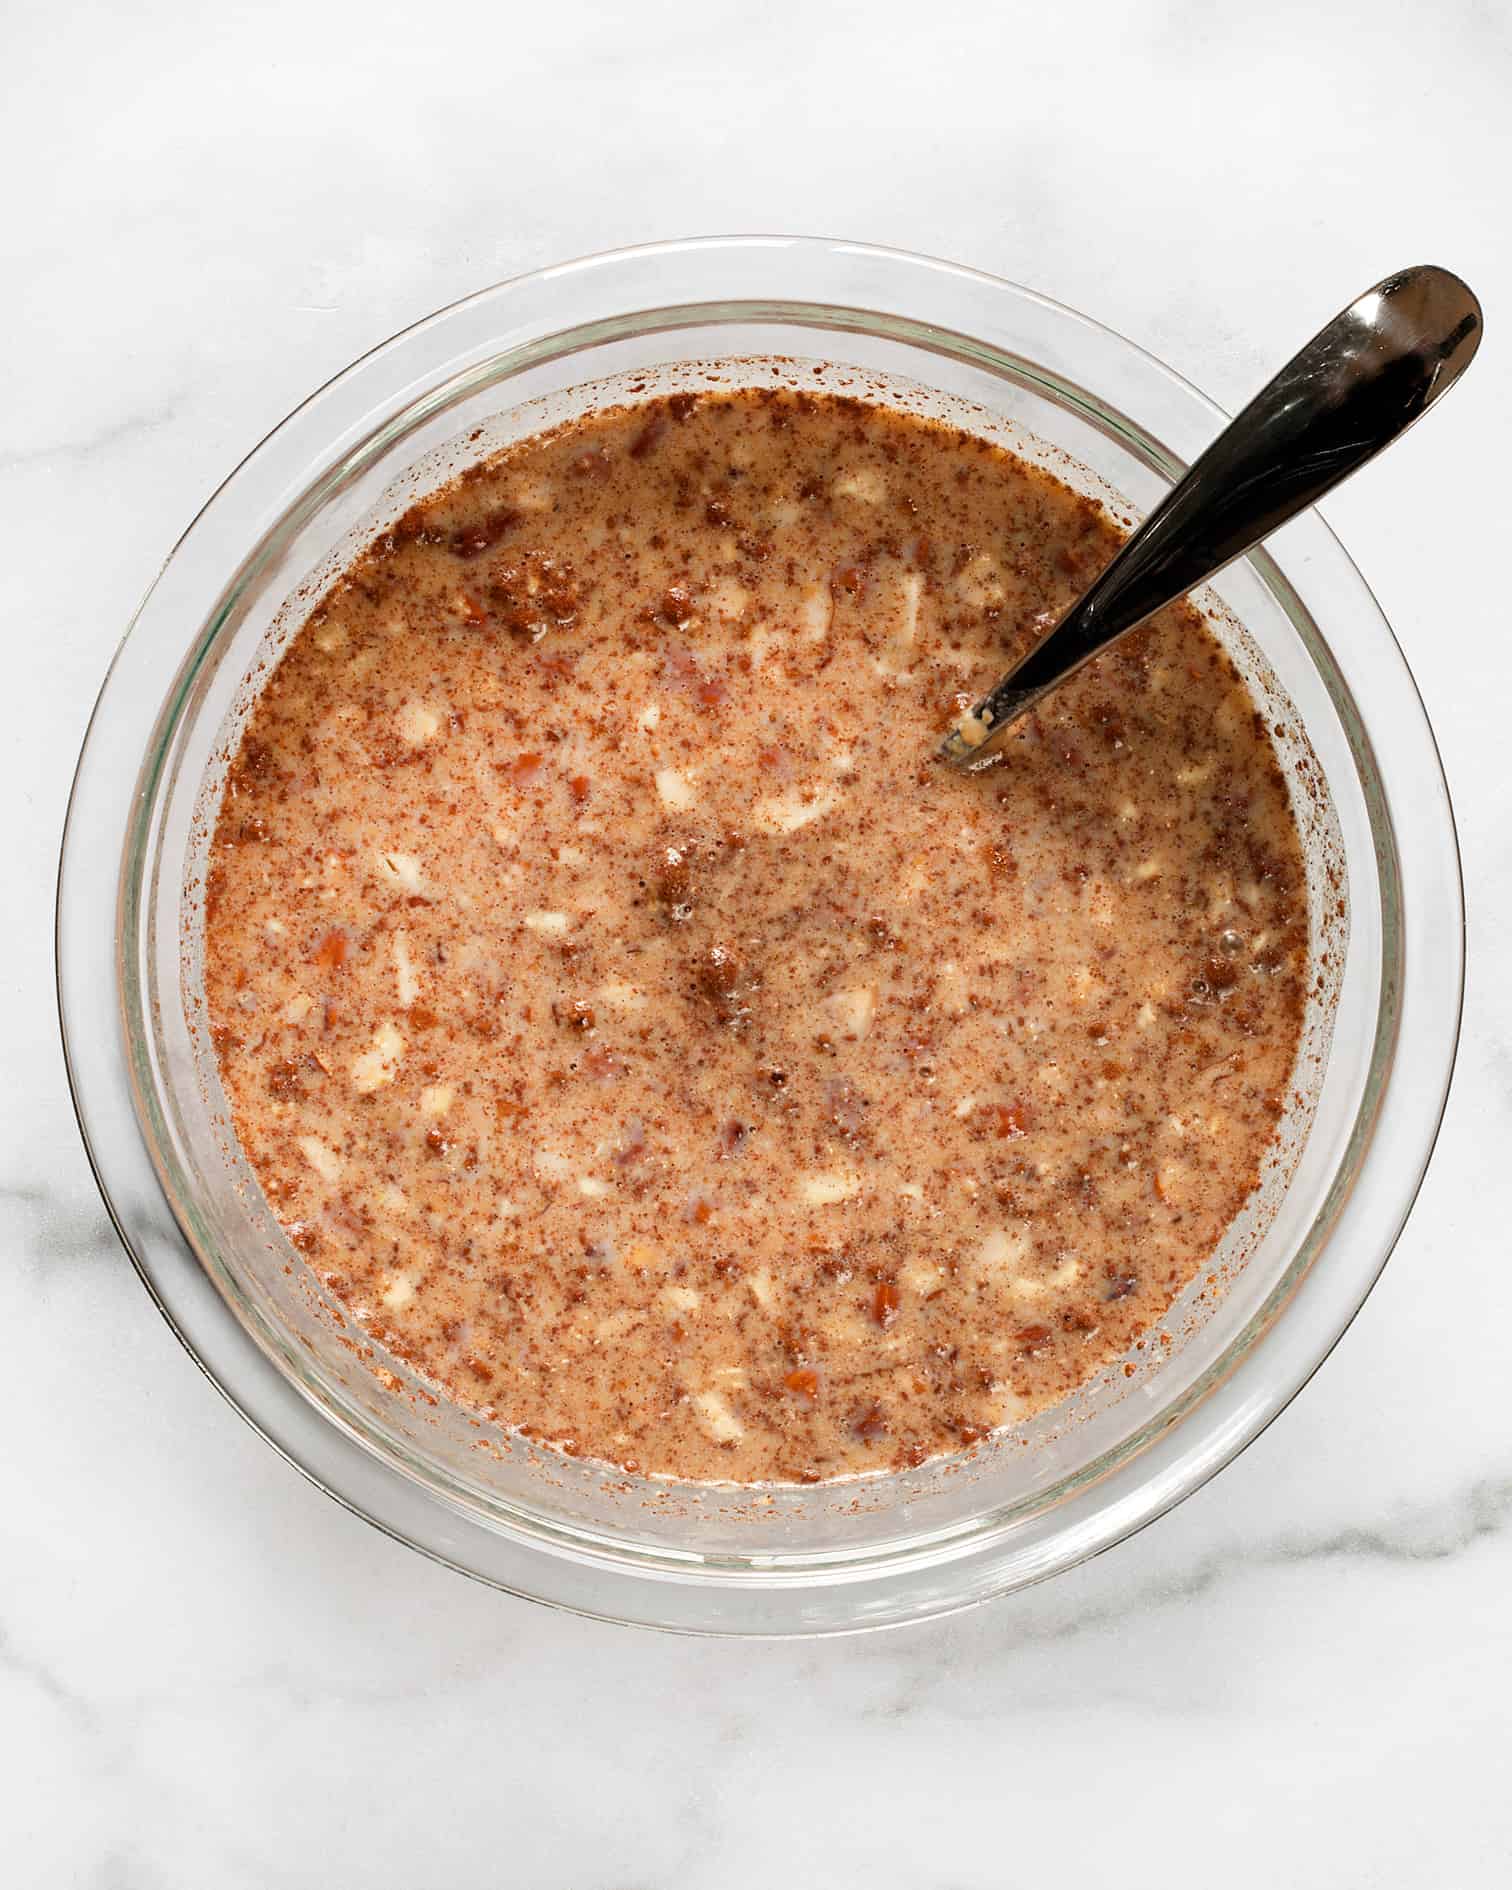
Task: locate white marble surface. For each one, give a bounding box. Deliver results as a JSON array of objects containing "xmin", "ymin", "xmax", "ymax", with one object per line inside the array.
[{"xmin": 7, "ymin": 1, "xmax": 1512, "ymax": 1881}]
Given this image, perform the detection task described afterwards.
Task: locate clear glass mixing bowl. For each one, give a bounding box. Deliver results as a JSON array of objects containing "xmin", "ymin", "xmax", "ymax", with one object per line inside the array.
[{"xmin": 57, "ymin": 237, "xmax": 1462, "ymax": 1634}]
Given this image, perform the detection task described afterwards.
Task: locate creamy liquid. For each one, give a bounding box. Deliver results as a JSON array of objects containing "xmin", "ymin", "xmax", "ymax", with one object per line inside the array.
[{"xmin": 204, "ymin": 387, "xmax": 1308, "ymax": 1483}]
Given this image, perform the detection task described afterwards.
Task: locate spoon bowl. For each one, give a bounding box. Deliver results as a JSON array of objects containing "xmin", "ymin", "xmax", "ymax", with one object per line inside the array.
[{"xmin": 939, "ymin": 264, "xmax": 1482, "ymax": 768}]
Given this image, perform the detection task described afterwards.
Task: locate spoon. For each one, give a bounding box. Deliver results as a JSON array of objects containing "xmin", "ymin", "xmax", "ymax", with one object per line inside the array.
[{"xmin": 938, "ymin": 265, "xmax": 1482, "ymax": 769}]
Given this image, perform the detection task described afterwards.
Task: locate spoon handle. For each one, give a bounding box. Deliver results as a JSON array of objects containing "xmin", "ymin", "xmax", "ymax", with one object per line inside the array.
[{"xmin": 940, "ymin": 265, "xmax": 1482, "ymax": 768}]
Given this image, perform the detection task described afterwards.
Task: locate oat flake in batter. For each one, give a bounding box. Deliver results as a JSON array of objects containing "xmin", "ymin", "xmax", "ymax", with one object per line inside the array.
[{"xmin": 204, "ymin": 386, "xmax": 1308, "ymax": 1484}]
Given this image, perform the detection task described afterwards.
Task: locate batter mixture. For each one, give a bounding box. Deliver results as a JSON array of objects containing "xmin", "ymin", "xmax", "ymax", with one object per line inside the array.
[{"xmin": 204, "ymin": 386, "xmax": 1308, "ymax": 1482}]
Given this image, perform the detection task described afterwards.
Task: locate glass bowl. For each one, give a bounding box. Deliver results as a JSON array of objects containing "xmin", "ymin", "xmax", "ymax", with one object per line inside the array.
[{"xmin": 57, "ymin": 237, "xmax": 1462, "ymax": 1635}]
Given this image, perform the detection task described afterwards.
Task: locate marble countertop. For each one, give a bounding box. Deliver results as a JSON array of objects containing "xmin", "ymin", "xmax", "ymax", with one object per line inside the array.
[{"xmin": 7, "ymin": 2, "xmax": 1511, "ymax": 1882}]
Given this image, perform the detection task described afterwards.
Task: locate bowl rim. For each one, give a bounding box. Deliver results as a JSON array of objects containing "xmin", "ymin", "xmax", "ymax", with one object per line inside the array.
[{"xmin": 56, "ymin": 234, "xmax": 1465, "ymax": 1635}]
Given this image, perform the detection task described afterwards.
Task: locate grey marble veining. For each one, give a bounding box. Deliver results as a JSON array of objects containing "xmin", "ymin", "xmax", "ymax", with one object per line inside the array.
[{"xmin": 6, "ymin": 1, "xmax": 1511, "ymax": 1883}]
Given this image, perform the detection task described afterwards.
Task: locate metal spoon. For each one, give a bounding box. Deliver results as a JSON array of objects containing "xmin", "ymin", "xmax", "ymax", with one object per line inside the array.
[{"xmin": 938, "ymin": 265, "xmax": 1482, "ymax": 769}]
